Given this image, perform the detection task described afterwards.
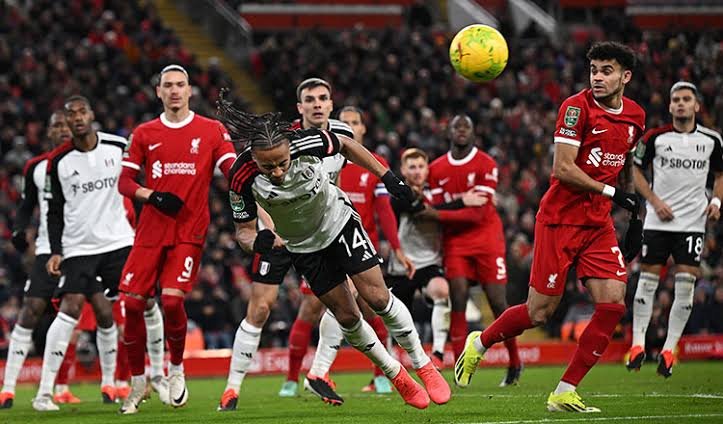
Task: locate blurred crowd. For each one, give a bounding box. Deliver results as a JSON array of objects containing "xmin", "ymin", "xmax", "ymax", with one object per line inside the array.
[{"xmin": 1, "ymin": 1, "xmax": 722, "ymax": 357}]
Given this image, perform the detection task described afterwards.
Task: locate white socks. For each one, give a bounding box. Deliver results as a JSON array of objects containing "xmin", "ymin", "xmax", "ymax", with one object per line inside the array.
[
  {"xmin": 431, "ymin": 299, "xmax": 450, "ymax": 354},
  {"xmin": 96, "ymin": 324, "xmax": 118, "ymax": 387},
  {"xmin": 38, "ymin": 312, "xmax": 77, "ymax": 396},
  {"xmin": 309, "ymin": 311, "xmax": 343, "ymax": 378},
  {"xmin": 376, "ymin": 293, "xmax": 430, "ymax": 369},
  {"xmin": 554, "ymin": 380, "xmax": 577, "ymax": 395},
  {"xmin": 169, "ymin": 362, "xmax": 184, "ymax": 375},
  {"xmin": 1, "ymin": 325, "xmax": 33, "ymax": 394},
  {"xmin": 340, "ymin": 319, "xmax": 401, "ymax": 378},
  {"xmin": 144, "ymin": 302, "xmax": 165, "ymax": 378},
  {"xmin": 663, "ymin": 273, "xmax": 696, "ymax": 352},
  {"xmin": 225, "ymin": 319, "xmax": 261, "ymax": 392},
  {"xmin": 632, "ymin": 272, "xmax": 659, "ymax": 347},
  {"xmin": 473, "ymin": 334, "xmax": 488, "ymax": 355}
]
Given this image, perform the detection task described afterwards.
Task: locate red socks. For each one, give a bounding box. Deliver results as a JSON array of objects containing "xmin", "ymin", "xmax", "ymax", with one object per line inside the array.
[
  {"xmin": 122, "ymin": 295, "xmax": 147, "ymax": 376},
  {"xmin": 369, "ymin": 316, "xmax": 388, "ymax": 377},
  {"xmin": 481, "ymin": 304, "xmax": 534, "ymax": 348},
  {"xmin": 450, "ymin": 311, "xmax": 468, "ymax": 358},
  {"xmin": 287, "ymin": 319, "xmax": 313, "ymax": 382},
  {"xmin": 161, "ymin": 294, "xmax": 187, "ymax": 367},
  {"xmin": 115, "ymin": 330, "xmax": 131, "ymax": 382},
  {"xmin": 56, "ymin": 342, "xmax": 76, "ymax": 385},
  {"xmin": 561, "ymin": 303, "xmax": 625, "ymax": 386}
]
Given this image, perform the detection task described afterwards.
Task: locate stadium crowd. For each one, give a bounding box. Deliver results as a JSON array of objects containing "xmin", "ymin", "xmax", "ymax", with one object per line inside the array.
[{"xmin": 1, "ymin": 0, "xmax": 721, "ymax": 359}]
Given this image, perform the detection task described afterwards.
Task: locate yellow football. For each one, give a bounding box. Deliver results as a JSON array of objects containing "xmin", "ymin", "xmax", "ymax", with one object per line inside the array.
[{"xmin": 449, "ymin": 24, "xmax": 509, "ymax": 83}]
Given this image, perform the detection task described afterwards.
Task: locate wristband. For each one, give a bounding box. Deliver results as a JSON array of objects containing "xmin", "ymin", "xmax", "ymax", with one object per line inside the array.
[
  {"xmin": 711, "ymin": 197, "xmax": 721, "ymax": 208},
  {"xmin": 602, "ymin": 184, "xmax": 616, "ymax": 198}
]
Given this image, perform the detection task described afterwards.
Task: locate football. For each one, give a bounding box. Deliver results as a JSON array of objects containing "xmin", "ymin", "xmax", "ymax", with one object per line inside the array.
[{"xmin": 449, "ymin": 24, "xmax": 509, "ymax": 82}]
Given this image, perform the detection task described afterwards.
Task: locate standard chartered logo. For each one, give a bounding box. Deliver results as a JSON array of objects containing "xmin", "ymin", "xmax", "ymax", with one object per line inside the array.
[
  {"xmin": 586, "ymin": 147, "xmax": 602, "ymax": 167},
  {"xmin": 152, "ymin": 160, "xmax": 163, "ymax": 179},
  {"xmin": 586, "ymin": 147, "xmax": 625, "ymax": 168},
  {"xmin": 152, "ymin": 160, "xmax": 197, "ymax": 179}
]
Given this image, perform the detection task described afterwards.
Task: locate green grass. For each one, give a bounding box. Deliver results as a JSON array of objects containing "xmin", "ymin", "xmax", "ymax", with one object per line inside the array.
[{"xmin": 3, "ymin": 361, "xmax": 722, "ymax": 423}]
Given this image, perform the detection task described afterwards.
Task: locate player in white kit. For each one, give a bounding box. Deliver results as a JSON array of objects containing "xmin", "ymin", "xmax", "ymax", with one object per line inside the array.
[{"xmin": 627, "ymin": 81, "xmax": 723, "ymax": 377}]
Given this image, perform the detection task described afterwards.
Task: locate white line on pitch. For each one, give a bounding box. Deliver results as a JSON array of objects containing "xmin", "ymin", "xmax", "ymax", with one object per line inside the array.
[
  {"xmin": 459, "ymin": 412, "xmax": 723, "ymax": 424},
  {"xmin": 443, "ymin": 393, "xmax": 723, "ymax": 399}
]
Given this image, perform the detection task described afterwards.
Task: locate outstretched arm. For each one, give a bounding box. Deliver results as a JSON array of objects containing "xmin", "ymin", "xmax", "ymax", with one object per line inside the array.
[{"xmin": 338, "ymin": 135, "xmax": 387, "ymax": 178}]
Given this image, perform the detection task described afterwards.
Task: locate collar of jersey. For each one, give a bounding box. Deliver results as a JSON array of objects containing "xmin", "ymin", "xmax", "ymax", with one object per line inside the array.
[
  {"xmin": 672, "ymin": 123, "xmax": 698, "ymax": 134},
  {"xmin": 447, "ymin": 146, "xmax": 478, "ymax": 166},
  {"xmin": 160, "ymin": 111, "xmax": 195, "ymax": 129},
  {"xmin": 592, "ymin": 97, "xmax": 623, "ymax": 115}
]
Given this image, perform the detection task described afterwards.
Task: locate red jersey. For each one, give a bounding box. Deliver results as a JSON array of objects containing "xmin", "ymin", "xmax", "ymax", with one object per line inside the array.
[
  {"xmin": 537, "ymin": 89, "xmax": 646, "ymax": 226},
  {"xmin": 339, "ymin": 153, "xmax": 390, "ymax": 249},
  {"xmin": 428, "ymin": 147, "xmax": 505, "ymax": 256},
  {"xmin": 121, "ymin": 112, "xmax": 236, "ymax": 246}
]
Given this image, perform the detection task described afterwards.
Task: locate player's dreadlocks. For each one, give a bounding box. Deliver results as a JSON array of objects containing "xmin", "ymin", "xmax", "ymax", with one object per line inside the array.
[{"xmin": 217, "ymin": 88, "xmax": 294, "ymax": 150}]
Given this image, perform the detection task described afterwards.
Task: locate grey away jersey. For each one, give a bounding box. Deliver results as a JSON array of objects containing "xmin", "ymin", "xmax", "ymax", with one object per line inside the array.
[
  {"xmin": 45, "ymin": 132, "xmax": 135, "ymax": 258},
  {"xmin": 229, "ymin": 128, "xmax": 353, "ymax": 253},
  {"xmin": 634, "ymin": 124, "xmax": 723, "ymax": 233},
  {"xmin": 388, "ymin": 189, "xmax": 442, "ymax": 276}
]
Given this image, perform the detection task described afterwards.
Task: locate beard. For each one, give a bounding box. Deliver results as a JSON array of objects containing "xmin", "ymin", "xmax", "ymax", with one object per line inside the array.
[{"xmin": 592, "ymin": 79, "xmax": 624, "ymax": 102}]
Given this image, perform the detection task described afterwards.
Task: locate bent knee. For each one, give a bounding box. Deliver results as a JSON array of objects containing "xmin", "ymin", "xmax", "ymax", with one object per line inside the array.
[
  {"xmin": 335, "ymin": 312, "xmax": 362, "ymax": 329},
  {"xmin": 527, "ymin": 305, "xmax": 553, "ymax": 326},
  {"xmin": 248, "ymin": 302, "xmax": 271, "ymax": 326}
]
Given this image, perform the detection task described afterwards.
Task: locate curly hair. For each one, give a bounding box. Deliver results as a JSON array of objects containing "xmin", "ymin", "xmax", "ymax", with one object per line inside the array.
[
  {"xmin": 587, "ymin": 41, "xmax": 637, "ymax": 71},
  {"xmin": 217, "ymin": 88, "xmax": 294, "ymax": 150}
]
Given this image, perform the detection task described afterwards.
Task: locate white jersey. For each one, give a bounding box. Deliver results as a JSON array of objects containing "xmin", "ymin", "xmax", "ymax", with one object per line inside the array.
[
  {"xmin": 229, "ymin": 128, "xmax": 353, "ymax": 253},
  {"xmin": 299, "ymin": 118, "xmax": 352, "ymax": 184},
  {"xmin": 32, "ymin": 159, "xmax": 51, "ymax": 254},
  {"xmin": 15, "ymin": 155, "xmax": 52, "ymax": 255},
  {"xmin": 634, "ymin": 124, "xmax": 723, "ymax": 233},
  {"xmin": 388, "ymin": 188, "xmax": 442, "ymax": 276},
  {"xmin": 45, "ymin": 132, "xmax": 135, "ymax": 258}
]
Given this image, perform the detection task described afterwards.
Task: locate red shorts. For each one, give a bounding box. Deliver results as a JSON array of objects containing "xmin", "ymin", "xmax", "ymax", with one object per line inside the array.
[
  {"xmin": 76, "ymin": 302, "xmax": 96, "ymax": 331},
  {"xmin": 444, "ymin": 252, "xmax": 508, "ymax": 284},
  {"xmin": 76, "ymin": 300, "xmax": 126, "ymax": 331},
  {"xmin": 530, "ymin": 222, "xmax": 628, "ymax": 296},
  {"xmin": 119, "ymin": 244, "xmax": 203, "ymax": 297},
  {"xmin": 300, "ymin": 279, "xmax": 313, "ymax": 296}
]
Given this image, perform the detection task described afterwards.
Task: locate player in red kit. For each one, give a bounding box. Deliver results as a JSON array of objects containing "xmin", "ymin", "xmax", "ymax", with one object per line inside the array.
[
  {"xmin": 117, "ymin": 65, "xmax": 236, "ymax": 414},
  {"xmin": 425, "ymin": 114, "xmax": 522, "ymax": 386},
  {"xmin": 455, "ymin": 42, "xmax": 646, "ymax": 413}
]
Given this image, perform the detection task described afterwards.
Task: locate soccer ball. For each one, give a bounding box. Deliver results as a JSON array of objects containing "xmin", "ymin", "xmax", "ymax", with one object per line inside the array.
[{"xmin": 449, "ymin": 24, "xmax": 508, "ymax": 83}]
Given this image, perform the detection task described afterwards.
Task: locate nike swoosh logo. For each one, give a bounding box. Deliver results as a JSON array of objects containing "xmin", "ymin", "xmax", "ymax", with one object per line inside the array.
[
  {"xmin": 173, "ymin": 387, "xmax": 186, "ymax": 404},
  {"xmin": 439, "ymin": 178, "xmax": 450, "ymax": 185},
  {"xmin": 149, "ymin": 143, "xmax": 162, "ymax": 151},
  {"xmin": 177, "ymin": 277, "xmax": 190, "ymax": 282},
  {"xmin": 591, "ymin": 128, "xmax": 608, "ymax": 135},
  {"xmin": 616, "ymin": 270, "xmax": 627, "ymax": 276},
  {"xmin": 592, "ymin": 351, "xmax": 602, "ymax": 357}
]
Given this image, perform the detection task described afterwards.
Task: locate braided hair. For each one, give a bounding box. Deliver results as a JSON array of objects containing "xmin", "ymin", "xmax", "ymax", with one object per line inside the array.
[{"xmin": 217, "ymin": 88, "xmax": 294, "ymax": 150}]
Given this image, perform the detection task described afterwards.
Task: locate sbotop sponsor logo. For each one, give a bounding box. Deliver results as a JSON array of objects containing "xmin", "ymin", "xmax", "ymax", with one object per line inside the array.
[
  {"xmin": 587, "ymin": 147, "xmax": 625, "ymax": 168},
  {"xmin": 152, "ymin": 160, "xmax": 197, "ymax": 179},
  {"xmin": 660, "ymin": 157, "xmax": 707, "ymax": 170}
]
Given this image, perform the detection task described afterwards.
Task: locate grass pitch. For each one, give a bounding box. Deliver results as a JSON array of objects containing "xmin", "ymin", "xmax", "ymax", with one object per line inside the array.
[{"xmin": 3, "ymin": 361, "xmax": 722, "ymax": 423}]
